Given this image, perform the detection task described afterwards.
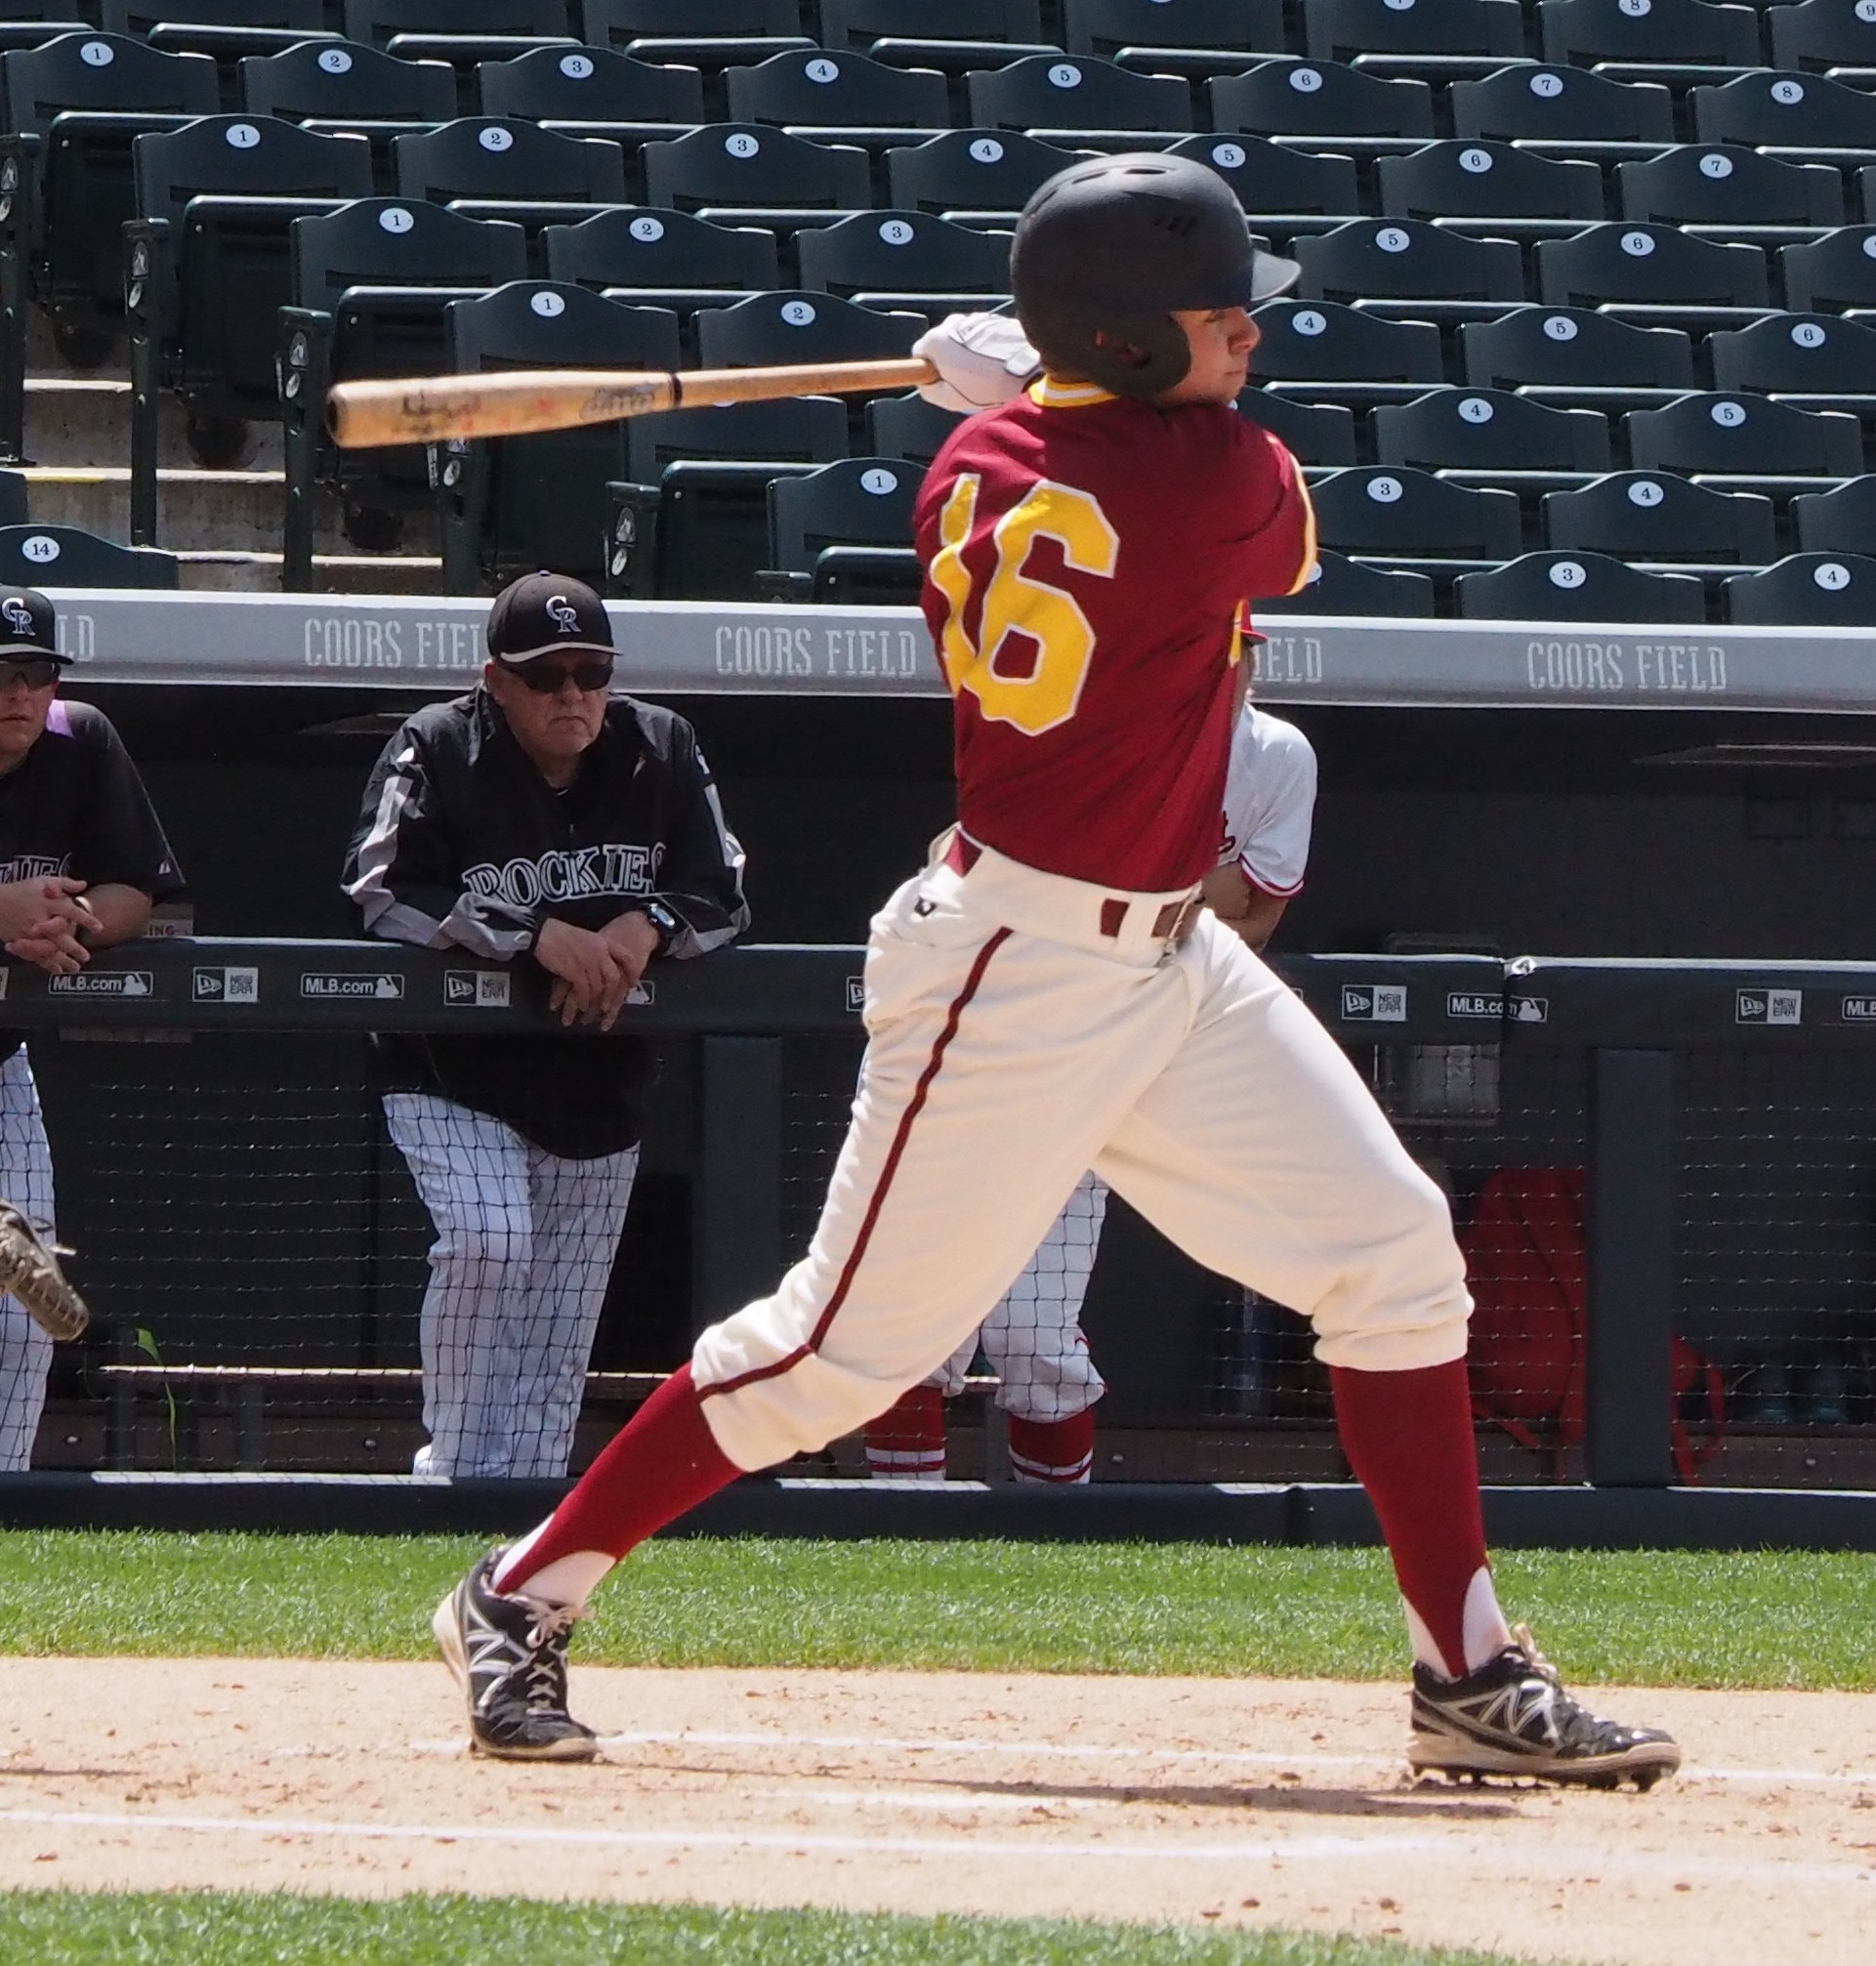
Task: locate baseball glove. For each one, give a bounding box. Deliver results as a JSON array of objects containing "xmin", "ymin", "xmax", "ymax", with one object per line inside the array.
[{"xmin": 0, "ymin": 1200, "xmax": 88, "ymax": 1342}]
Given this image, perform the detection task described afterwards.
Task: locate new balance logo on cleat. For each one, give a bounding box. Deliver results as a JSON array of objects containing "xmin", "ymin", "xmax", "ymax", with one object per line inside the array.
[
  {"xmin": 432, "ymin": 1550, "xmax": 598, "ymax": 1762},
  {"xmin": 1408, "ymin": 1626, "xmax": 1681, "ymax": 1791}
]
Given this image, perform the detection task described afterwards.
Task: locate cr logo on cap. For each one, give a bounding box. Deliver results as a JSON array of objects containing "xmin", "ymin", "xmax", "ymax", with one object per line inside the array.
[
  {"xmin": 1, "ymin": 596, "xmax": 36, "ymax": 636},
  {"xmin": 546, "ymin": 593, "xmax": 581, "ymax": 634}
]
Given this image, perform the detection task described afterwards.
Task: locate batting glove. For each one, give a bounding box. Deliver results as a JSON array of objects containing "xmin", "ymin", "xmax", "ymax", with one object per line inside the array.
[{"xmin": 913, "ymin": 313, "xmax": 1041, "ymax": 413}]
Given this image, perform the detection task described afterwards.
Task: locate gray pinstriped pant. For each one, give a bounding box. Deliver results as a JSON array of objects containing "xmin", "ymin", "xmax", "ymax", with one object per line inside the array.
[{"xmin": 0, "ymin": 1046, "xmax": 57, "ymax": 1471}]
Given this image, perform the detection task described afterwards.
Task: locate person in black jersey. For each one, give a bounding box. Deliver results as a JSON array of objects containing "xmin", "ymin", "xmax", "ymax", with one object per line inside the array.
[
  {"xmin": 343, "ymin": 572, "xmax": 749, "ymax": 1480},
  {"xmin": 0, "ymin": 585, "xmax": 185, "ymax": 1467}
]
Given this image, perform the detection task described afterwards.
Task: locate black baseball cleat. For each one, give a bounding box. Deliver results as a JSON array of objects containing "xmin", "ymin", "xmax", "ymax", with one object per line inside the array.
[
  {"xmin": 433, "ymin": 1550, "xmax": 599, "ymax": 1762},
  {"xmin": 1408, "ymin": 1625, "xmax": 1682, "ymax": 1790}
]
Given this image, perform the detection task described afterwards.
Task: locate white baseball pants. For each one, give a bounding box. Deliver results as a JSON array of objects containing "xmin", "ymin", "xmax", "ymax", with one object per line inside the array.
[
  {"xmin": 929, "ymin": 1169, "xmax": 1108, "ymax": 1422},
  {"xmin": 693, "ymin": 841, "xmax": 1470, "ymax": 1472},
  {"xmin": 384, "ymin": 1093, "xmax": 639, "ymax": 1480},
  {"xmin": 0, "ymin": 1047, "xmax": 56, "ymax": 1472}
]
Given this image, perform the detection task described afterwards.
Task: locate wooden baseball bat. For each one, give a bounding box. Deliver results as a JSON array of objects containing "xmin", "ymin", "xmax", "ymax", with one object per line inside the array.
[{"xmin": 327, "ymin": 356, "xmax": 939, "ymax": 448}]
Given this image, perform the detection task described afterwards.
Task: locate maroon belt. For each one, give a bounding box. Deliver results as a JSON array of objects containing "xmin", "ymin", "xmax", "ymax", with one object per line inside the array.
[{"xmin": 943, "ymin": 832, "xmax": 1197, "ymax": 944}]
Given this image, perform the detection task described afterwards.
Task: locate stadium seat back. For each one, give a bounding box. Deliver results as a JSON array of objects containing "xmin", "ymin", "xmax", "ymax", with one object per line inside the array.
[
  {"xmin": 1791, "ymin": 472, "xmax": 1876, "ymax": 552},
  {"xmin": 1709, "ymin": 311, "xmax": 1876, "ymax": 393},
  {"xmin": 1379, "ymin": 141, "xmax": 1604, "ymax": 222},
  {"xmin": 1543, "ymin": 470, "xmax": 1777, "ymax": 562},
  {"xmin": 1, "ymin": 33, "xmax": 218, "ymax": 139},
  {"xmin": 584, "ymin": 0, "xmax": 802, "ymax": 40},
  {"xmin": 1251, "ymin": 298, "xmax": 1444, "ymax": 381},
  {"xmin": 1374, "ymin": 387, "xmax": 1612, "ymax": 472},
  {"xmin": 1294, "ymin": 218, "xmax": 1523, "ymax": 303},
  {"xmin": 1538, "ymin": 0, "xmax": 1762, "ymax": 67},
  {"xmin": 240, "ymin": 39, "xmax": 457, "ymax": 123},
  {"xmin": 1065, "ymin": 0, "xmax": 1285, "ymax": 59},
  {"xmin": 1779, "ymin": 227, "xmax": 1876, "ymax": 312},
  {"xmin": 1457, "ymin": 549, "xmax": 1707, "ymax": 621},
  {"xmin": 106, "ymin": 0, "xmax": 323, "ymax": 34},
  {"xmin": 134, "ymin": 114, "xmax": 374, "ymax": 238},
  {"xmin": 443, "ymin": 279, "xmax": 682, "ymax": 588},
  {"xmin": 344, "ymin": 0, "xmax": 569, "ymax": 44},
  {"xmin": 694, "ymin": 289, "xmax": 924, "ymax": 367},
  {"xmin": 1767, "ymin": 0, "xmax": 1876, "ymax": 73},
  {"xmin": 1535, "ymin": 225, "xmax": 1770, "ymax": 309},
  {"xmin": 542, "ymin": 204, "xmax": 776, "ymax": 295},
  {"xmin": 1627, "ymin": 391, "xmax": 1863, "ymax": 475},
  {"xmin": 1725, "ymin": 551, "xmax": 1876, "ymax": 623},
  {"xmin": 393, "ymin": 118, "xmax": 627, "ymax": 207},
  {"xmin": 290, "ymin": 195, "xmax": 529, "ymax": 310},
  {"xmin": 1305, "ymin": 0, "xmax": 1524, "ymax": 62},
  {"xmin": 1257, "ymin": 545, "xmax": 1436, "ymax": 615},
  {"xmin": 476, "ymin": 45, "xmax": 705, "ymax": 124},
  {"xmin": 726, "ymin": 47, "xmax": 949, "ymax": 129},
  {"xmin": 642, "ymin": 122, "xmax": 871, "ymax": 211},
  {"xmin": 1460, "ymin": 305, "xmax": 1696, "ymax": 391},
  {"xmin": 824, "ymin": 0, "xmax": 1044, "ymax": 53},
  {"xmin": 0, "ymin": 473, "xmax": 31, "ymax": 528},
  {"xmin": 965, "ymin": 53, "xmax": 1190, "ymax": 132},
  {"xmin": 1691, "ymin": 68, "xmax": 1876, "ymax": 148},
  {"xmin": 1618, "ymin": 146, "xmax": 1845, "ymax": 229},
  {"xmin": 1166, "ymin": 133, "xmax": 1361, "ymax": 218},
  {"xmin": 1209, "ymin": 58, "xmax": 1437, "ymax": 139},
  {"xmin": 1311, "ymin": 465, "xmax": 1522, "ymax": 558},
  {"xmin": 1236, "ymin": 388, "xmax": 1360, "ymax": 466},
  {"xmin": 0, "ymin": 522, "xmax": 178, "ymax": 587},
  {"xmin": 884, "ymin": 128, "xmax": 1080, "ymax": 217},
  {"xmin": 867, "ymin": 390, "xmax": 967, "ymax": 465},
  {"xmin": 769, "ymin": 453, "xmax": 924, "ymax": 571},
  {"xmin": 796, "ymin": 210, "xmax": 1010, "ymax": 299},
  {"xmin": 626, "ymin": 397, "xmax": 849, "ymax": 479},
  {"xmin": 1451, "ymin": 62, "xmax": 1676, "ymax": 144}
]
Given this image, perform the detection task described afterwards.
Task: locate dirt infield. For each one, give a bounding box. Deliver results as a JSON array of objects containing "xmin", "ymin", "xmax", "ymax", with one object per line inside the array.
[{"xmin": 0, "ymin": 1658, "xmax": 1869, "ymax": 1964}]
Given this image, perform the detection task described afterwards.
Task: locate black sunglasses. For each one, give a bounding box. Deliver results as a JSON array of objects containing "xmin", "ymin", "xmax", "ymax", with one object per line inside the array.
[
  {"xmin": 513, "ymin": 658, "xmax": 613, "ymax": 695},
  {"xmin": 0, "ymin": 657, "xmax": 60, "ymax": 689}
]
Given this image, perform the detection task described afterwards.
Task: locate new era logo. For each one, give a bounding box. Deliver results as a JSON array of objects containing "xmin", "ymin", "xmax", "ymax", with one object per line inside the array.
[
  {"xmin": 847, "ymin": 976, "xmax": 865, "ymax": 1013},
  {"xmin": 444, "ymin": 970, "xmax": 510, "ymax": 1008},
  {"xmin": 1341, "ymin": 983, "xmax": 1407, "ymax": 1023},
  {"xmin": 1737, "ymin": 988, "xmax": 1802, "ymax": 1025},
  {"xmin": 192, "ymin": 966, "xmax": 259, "ymax": 1003}
]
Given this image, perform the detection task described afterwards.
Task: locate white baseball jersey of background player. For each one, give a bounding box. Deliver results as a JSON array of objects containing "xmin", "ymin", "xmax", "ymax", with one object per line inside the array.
[{"xmin": 868, "ymin": 704, "xmax": 1319, "ymax": 1481}]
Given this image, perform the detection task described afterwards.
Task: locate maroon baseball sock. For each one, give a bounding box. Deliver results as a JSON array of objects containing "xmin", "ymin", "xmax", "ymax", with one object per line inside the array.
[
  {"xmin": 496, "ymin": 1363, "xmax": 738, "ymax": 1593},
  {"xmin": 1007, "ymin": 1409, "xmax": 1096, "ymax": 1484},
  {"xmin": 863, "ymin": 1384, "xmax": 948, "ymax": 1479},
  {"xmin": 1330, "ymin": 1359, "xmax": 1495, "ymax": 1679}
]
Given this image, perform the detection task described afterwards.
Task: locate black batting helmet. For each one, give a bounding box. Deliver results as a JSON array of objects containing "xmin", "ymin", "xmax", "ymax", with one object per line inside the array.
[{"xmin": 1010, "ymin": 152, "xmax": 1299, "ymax": 398}]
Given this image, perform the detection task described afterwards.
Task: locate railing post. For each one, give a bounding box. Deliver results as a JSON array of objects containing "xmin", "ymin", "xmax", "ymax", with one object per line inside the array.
[
  {"xmin": 1585, "ymin": 1047, "xmax": 1676, "ymax": 1487},
  {"xmin": 694, "ymin": 1035, "xmax": 784, "ymax": 1339}
]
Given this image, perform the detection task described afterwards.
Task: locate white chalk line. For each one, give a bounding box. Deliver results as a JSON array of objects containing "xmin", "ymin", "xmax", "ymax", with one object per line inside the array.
[
  {"xmin": 404, "ymin": 1728, "xmax": 1876, "ymax": 1788},
  {"xmin": 0, "ymin": 1805, "xmax": 1870, "ymax": 1890}
]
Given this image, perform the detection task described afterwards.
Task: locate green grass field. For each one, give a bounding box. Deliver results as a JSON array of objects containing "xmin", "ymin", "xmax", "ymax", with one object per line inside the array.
[
  {"xmin": 2, "ymin": 1532, "xmax": 1869, "ymax": 1966},
  {"xmin": 0, "ymin": 1531, "xmax": 1870, "ymax": 1689}
]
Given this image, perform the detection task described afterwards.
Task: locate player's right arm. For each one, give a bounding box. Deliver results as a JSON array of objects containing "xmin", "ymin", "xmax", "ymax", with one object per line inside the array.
[
  {"xmin": 343, "ymin": 722, "xmax": 532, "ymax": 959},
  {"xmin": 1234, "ymin": 423, "xmax": 1317, "ymax": 607}
]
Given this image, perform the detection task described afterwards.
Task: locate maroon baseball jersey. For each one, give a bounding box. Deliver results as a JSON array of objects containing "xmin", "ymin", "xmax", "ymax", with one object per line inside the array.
[{"xmin": 916, "ymin": 377, "xmax": 1315, "ymax": 893}]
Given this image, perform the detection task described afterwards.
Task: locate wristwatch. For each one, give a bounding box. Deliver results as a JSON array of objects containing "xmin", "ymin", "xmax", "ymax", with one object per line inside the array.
[{"xmin": 641, "ymin": 899, "xmax": 681, "ymax": 954}]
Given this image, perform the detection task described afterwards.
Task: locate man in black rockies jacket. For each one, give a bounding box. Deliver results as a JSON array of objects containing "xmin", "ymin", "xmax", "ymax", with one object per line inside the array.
[{"xmin": 344, "ymin": 572, "xmax": 748, "ymax": 1479}]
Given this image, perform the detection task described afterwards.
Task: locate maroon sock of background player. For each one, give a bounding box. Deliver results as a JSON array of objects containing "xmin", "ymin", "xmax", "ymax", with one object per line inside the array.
[
  {"xmin": 1007, "ymin": 1410, "xmax": 1096, "ymax": 1484},
  {"xmin": 1329, "ymin": 1359, "xmax": 1489, "ymax": 1677},
  {"xmin": 498, "ymin": 1363, "xmax": 738, "ymax": 1586}
]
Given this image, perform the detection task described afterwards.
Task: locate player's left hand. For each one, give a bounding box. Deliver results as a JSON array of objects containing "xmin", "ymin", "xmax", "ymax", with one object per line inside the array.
[{"xmin": 913, "ymin": 313, "xmax": 1040, "ymax": 413}]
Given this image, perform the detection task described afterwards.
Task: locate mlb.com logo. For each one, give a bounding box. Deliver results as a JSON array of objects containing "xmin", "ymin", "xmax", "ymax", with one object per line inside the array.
[
  {"xmin": 192, "ymin": 966, "xmax": 259, "ymax": 1004},
  {"xmin": 1842, "ymin": 994, "xmax": 1876, "ymax": 1024},
  {"xmin": 300, "ymin": 972, "xmax": 405, "ymax": 1000},
  {"xmin": 1446, "ymin": 990, "xmax": 1505, "ymax": 1021},
  {"xmin": 1737, "ymin": 988, "xmax": 1803, "ymax": 1026},
  {"xmin": 49, "ymin": 971, "xmax": 152, "ymax": 997},
  {"xmin": 443, "ymin": 970, "xmax": 511, "ymax": 1008},
  {"xmin": 1341, "ymin": 983, "xmax": 1407, "ymax": 1023}
]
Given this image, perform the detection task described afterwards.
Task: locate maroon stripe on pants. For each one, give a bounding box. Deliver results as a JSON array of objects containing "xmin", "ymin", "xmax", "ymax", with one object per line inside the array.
[{"xmin": 701, "ymin": 927, "xmax": 1013, "ymax": 1402}]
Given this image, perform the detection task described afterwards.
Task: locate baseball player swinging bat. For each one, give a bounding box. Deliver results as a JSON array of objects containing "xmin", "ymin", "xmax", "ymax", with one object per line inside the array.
[{"xmin": 326, "ymin": 356, "xmax": 939, "ymax": 448}]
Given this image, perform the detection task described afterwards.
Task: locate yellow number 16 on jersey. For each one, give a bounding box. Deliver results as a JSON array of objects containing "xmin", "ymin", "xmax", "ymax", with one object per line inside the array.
[{"xmin": 929, "ymin": 475, "xmax": 1120, "ymax": 736}]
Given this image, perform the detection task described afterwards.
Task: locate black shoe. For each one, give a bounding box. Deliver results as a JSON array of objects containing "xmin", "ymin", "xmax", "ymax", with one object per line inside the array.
[
  {"xmin": 1409, "ymin": 1625, "xmax": 1682, "ymax": 1790},
  {"xmin": 433, "ymin": 1550, "xmax": 599, "ymax": 1762}
]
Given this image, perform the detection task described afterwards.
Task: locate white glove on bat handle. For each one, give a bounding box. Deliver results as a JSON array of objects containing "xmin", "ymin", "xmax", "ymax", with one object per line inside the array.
[{"xmin": 913, "ymin": 313, "xmax": 1041, "ymax": 413}]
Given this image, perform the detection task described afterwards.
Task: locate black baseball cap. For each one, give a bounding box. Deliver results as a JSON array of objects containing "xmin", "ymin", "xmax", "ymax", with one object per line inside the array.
[
  {"xmin": 0, "ymin": 586, "xmax": 63, "ymax": 663},
  {"xmin": 485, "ymin": 570, "xmax": 615, "ymax": 664}
]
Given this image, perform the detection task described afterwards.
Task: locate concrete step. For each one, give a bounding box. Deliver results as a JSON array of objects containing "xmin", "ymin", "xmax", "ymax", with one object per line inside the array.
[
  {"xmin": 20, "ymin": 466, "xmax": 442, "ymax": 563},
  {"xmin": 177, "ymin": 552, "xmax": 446, "ymax": 595},
  {"xmin": 19, "ymin": 377, "xmax": 286, "ymax": 472}
]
